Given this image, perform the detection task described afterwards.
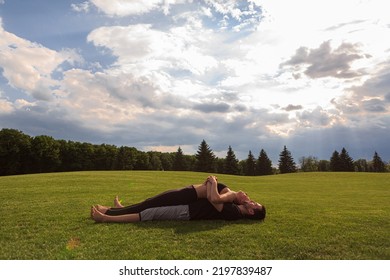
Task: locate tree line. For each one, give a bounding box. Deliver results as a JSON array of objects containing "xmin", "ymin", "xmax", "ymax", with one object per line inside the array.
[{"xmin": 0, "ymin": 128, "xmax": 388, "ymax": 176}]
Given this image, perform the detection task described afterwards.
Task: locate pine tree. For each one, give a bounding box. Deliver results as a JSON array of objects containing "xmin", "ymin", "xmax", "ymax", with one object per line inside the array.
[
  {"xmin": 223, "ymin": 146, "xmax": 239, "ymax": 175},
  {"xmin": 173, "ymin": 147, "xmax": 187, "ymax": 171},
  {"xmin": 330, "ymin": 150, "xmax": 341, "ymax": 171},
  {"xmin": 278, "ymin": 145, "xmax": 296, "ymax": 174},
  {"xmin": 245, "ymin": 150, "xmax": 256, "ymax": 176},
  {"xmin": 339, "ymin": 147, "xmax": 354, "ymax": 171},
  {"xmin": 195, "ymin": 140, "xmax": 216, "ymax": 172},
  {"xmin": 372, "ymin": 151, "xmax": 385, "ymax": 172},
  {"xmin": 256, "ymin": 149, "xmax": 273, "ymax": 175}
]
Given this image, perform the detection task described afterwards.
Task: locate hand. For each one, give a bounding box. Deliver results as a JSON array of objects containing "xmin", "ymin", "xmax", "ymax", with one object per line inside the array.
[
  {"xmin": 204, "ymin": 175, "xmax": 214, "ymax": 185},
  {"xmin": 207, "ymin": 175, "xmax": 218, "ymax": 184}
]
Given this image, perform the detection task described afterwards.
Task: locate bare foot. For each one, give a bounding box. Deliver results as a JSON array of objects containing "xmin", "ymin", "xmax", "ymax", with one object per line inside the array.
[
  {"xmin": 114, "ymin": 196, "xmax": 124, "ymax": 208},
  {"xmin": 91, "ymin": 206, "xmax": 106, "ymax": 223},
  {"xmin": 95, "ymin": 204, "xmax": 109, "ymax": 214}
]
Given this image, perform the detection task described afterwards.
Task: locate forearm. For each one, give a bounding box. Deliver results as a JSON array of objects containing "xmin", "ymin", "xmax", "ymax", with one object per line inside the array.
[
  {"xmin": 206, "ymin": 177, "xmax": 225, "ymax": 203},
  {"xmin": 205, "ymin": 178, "xmax": 224, "ymax": 212},
  {"xmin": 206, "ymin": 180, "xmax": 213, "ymax": 201},
  {"xmin": 218, "ymin": 191, "xmax": 238, "ymax": 203}
]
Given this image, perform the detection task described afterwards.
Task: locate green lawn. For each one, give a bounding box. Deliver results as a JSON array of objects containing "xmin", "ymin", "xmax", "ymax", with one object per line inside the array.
[{"xmin": 0, "ymin": 171, "xmax": 389, "ymax": 260}]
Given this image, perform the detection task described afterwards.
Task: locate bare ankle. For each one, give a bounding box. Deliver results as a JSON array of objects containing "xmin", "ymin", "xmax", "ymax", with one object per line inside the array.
[{"xmin": 114, "ymin": 196, "xmax": 124, "ymax": 208}]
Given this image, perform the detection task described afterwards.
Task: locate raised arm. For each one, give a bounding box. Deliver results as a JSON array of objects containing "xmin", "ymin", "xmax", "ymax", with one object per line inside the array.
[
  {"xmin": 206, "ymin": 175, "xmax": 224, "ymax": 212},
  {"xmin": 206, "ymin": 176, "xmax": 220, "ymax": 202}
]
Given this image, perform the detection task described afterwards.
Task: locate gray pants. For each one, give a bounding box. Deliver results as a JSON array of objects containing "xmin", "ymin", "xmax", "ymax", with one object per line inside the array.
[{"xmin": 140, "ymin": 205, "xmax": 190, "ymax": 221}]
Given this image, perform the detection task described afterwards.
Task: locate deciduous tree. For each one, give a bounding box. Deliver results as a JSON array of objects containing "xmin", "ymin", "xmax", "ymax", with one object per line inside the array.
[{"xmin": 0, "ymin": 128, "xmax": 31, "ymax": 175}]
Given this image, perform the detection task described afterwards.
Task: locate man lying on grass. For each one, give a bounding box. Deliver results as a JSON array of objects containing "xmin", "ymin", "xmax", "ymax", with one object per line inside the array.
[{"xmin": 91, "ymin": 175, "xmax": 266, "ymax": 223}]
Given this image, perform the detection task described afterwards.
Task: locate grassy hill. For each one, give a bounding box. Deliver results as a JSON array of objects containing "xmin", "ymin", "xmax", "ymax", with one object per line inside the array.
[{"xmin": 0, "ymin": 171, "xmax": 389, "ymax": 259}]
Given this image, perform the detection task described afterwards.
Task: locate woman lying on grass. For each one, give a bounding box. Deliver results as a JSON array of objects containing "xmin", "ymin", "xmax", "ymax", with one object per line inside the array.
[{"xmin": 91, "ymin": 175, "xmax": 266, "ymax": 223}]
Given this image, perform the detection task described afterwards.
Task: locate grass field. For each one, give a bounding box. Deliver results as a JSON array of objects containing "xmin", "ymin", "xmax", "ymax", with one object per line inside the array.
[{"xmin": 0, "ymin": 171, "xmax": 389, "ymax": 260}]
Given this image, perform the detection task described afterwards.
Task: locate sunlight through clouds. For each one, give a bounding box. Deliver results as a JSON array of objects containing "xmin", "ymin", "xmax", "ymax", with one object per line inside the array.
[{"xmin": 0, "ymin": 0, "xmax": 389, "ymax": 162}]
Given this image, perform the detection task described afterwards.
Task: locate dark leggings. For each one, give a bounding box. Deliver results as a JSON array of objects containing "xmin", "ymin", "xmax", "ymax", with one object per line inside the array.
[{"xmin": 105, "ymin": 185, "xmax": 198, "ymax": 216}]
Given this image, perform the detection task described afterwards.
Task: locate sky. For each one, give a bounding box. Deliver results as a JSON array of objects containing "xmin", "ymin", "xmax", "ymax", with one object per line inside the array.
[{"xmin": 1, "ymin": 0, "xmax": 390, "ymax": 164}]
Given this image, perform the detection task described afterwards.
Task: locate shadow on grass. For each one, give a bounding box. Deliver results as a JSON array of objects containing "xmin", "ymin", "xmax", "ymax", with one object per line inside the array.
[
  {"xmin": 131, "ymin": 219, "xmax": 262, "ymax": 234},
  {"xmin": 85, "ymin": 207, "xmax": 264, "ymax": 235}
]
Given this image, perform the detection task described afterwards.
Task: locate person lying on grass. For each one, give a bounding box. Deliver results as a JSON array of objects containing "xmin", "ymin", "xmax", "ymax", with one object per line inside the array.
[
  {"xmin": 91, "ymin": 175, "xmax": 266, "ymax": 223},
  {"xmin": 94, "ymin": 175, "xmax": 254, "ymax": 216}
]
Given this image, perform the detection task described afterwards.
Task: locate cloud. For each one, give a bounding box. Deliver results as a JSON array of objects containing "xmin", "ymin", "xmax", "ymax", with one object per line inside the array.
[
  {"xmin": 89, "ymin": 0, "xmax": 165, "ymax": 16},
  {"xmin": 386, "ymin": 92, "xmax": 390, "ymax": 103},
  {"xmin": 281, "ymin": 40, "xmax": 369, "ymax": 79},
  {"xmin": 285, "ymin": 122, "xmax": 390, "ymax": 162},
  {"xmin": 203, "ymin": 0, "xmax": 263, "ymax": 31},
  {"xmin": 86, "ymin": 0, "xmax": 263, "ymax": 30},
  {"xmin": 0, "ymin": 98, "xmax": 14, "ymax": 114},
  {"xmin": 2, "ymin": 0, "xmax": 390, "ymax": 165},
  {"xmin": 282, "ymin": 104, "xmax": 303, "ymax": 112},
  {"xmin": 362, "ymin": 98, "xmax": 387, "ymax": 113},
  {"xmin": 71, "ymin": 1, "xmax": 90, "ymax": 13},
  {"xmin": 297, "ymin": 106, "xmax": 337, "ymax": 128},
  {"xmin": 324, "ymin": 19, "xmax": 367, "ymax": 31},
  {"xmin": 193, "ymin": 101, "xmax": 231, "ymax": 113},
  {"xmin": 87, "ymin": 23, "xmax": 218, "ymax": 77},
  {"xmin": 329, "ymin": 63, "xmax": 390, "ymax": 115},
  {"xmin": 0, "ymin": 23, "xmax": 80, "ymax": 101},
  {"xmin": 349, "ymin": 65, "xmax": 390, "ymax": 99}
]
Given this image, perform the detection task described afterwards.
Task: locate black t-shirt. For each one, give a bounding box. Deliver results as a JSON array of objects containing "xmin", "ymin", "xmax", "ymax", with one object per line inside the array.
[{"xmin": 188, "ymin": 199, "xmax": 243, "ymax": 221}]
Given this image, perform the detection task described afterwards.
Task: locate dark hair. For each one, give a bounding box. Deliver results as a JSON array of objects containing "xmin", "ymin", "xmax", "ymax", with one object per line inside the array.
[{"xmin": 246, "ymin": 205, "xmax": 266, "ymax": 221}]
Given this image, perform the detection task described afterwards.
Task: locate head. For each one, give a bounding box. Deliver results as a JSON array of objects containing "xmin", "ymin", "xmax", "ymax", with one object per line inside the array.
[{"xmin": 242, "ymin": 200, "xmax": 266, "ymax": 221}]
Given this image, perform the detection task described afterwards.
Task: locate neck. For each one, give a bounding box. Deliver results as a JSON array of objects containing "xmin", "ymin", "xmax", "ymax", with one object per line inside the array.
[{"xmin": 237, "ymin": 205, "xmax": 248, "ymax": 215}]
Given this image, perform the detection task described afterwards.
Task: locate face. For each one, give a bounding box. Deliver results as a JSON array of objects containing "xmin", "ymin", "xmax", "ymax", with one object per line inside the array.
[{"xmin": 244, "ymin": 200, "xmax": 263, "ymax": 215}]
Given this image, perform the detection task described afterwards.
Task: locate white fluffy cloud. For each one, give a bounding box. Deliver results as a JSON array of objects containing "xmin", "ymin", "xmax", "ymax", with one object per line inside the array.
[
  {"xmin": 0, "ymin": 98, "xmax": 14, "ymax": 114},
  {"xmin": 0, "ymin": 23, "xmax": 82, "ymax": 101},
  {"xmin": 87, "ymin": 23, "xmax": 218, "ymax": 77},
  {"xmin": 87, "ymin": 0, "xmax": 262, "ymax": 19},
  {"xmin": 90, "ymin": 0, "xmax": 167, "ymax": 16}
]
